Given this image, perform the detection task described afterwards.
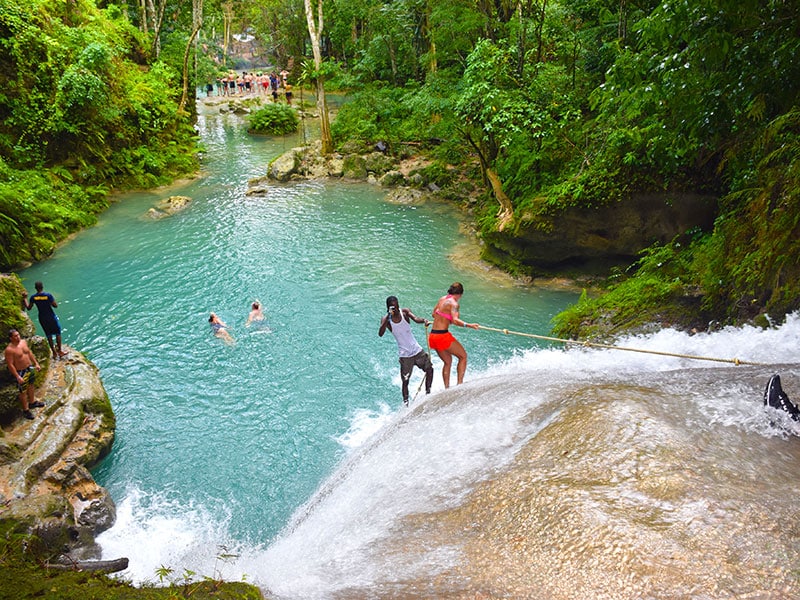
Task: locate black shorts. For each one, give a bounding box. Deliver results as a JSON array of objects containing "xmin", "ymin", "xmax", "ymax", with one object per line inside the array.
[{"xmin": 399, "ymin": 350, "xmax": 432, "ymax": 380}]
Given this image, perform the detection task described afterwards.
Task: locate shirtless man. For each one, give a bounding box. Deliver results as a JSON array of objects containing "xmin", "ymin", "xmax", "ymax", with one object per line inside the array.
[
  {"xmin": 4, "ymin": 329, "xmax": 43, "ymax": 420},
  {"xmin": 429, "ymin": 282, "xmax": 479, "ymax": 388}
]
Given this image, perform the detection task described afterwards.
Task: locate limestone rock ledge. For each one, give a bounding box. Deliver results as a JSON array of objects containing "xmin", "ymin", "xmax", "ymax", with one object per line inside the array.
[{"xmin": 0, "ymin": 347, "xmax": 116, "ymax": 559}]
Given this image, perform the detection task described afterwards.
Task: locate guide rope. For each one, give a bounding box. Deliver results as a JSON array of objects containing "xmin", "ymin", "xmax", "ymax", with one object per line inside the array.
[
  {"xmin": 475, "ymin": 324, "xmax": 769, "ymax": 367},
  {"xmin": 412, "ymin": 322, "xmax": 432, "ymax": 403}
]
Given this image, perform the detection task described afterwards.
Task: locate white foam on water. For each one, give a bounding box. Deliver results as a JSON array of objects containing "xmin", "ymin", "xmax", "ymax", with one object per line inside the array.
[
  {"xmin": 97, "ymin": 486, "xmax": 250, "ymax": 586},
  {"xmin": 334, "ymin": 402, "xmax": 394, "ymax": 449},
  {"xmin": 100, "ymin": 313, "xmax": 800, "ymax": 596}
]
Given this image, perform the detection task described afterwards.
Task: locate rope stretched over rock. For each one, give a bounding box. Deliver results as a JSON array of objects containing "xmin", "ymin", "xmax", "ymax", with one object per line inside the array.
[{"xmin": 476, "ymin": 325, "xmax": 769, "ymax": 367}]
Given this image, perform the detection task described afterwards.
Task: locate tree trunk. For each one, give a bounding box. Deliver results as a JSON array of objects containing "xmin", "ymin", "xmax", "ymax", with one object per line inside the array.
[
  {"xmin": 427, "ymin": 0, "xmax": 437, "ymax": 73},
  {"xmin": 463, "ymin": 131, "xmax": 513, "ymax": 230},
  {"xmin": 304, "ymin": 0, "xmax": 334, "ymax": 154},
  {"xmin": 48, "ymin": 557, "xmax": 129, "ymax": 573},
  {"xmin": 190, "ymin": 0, "xmax": 204, "ymax": 121},
  {"xmin": 139, "ymin": 0, "xmax": 148, "ymax": 34},
  {"xmin": 486, "ymin": 168, "xmax": 514, "ymax": 231},
  {"xmin": 385, "ymin": 37, "xmax": 398, "ymax": 84},
  {"xmin": 179, "ymin": 23, "xmax": 203, "ymax": 114},
  {"xmin": 535, "ymin": 0, "xmax": 547, "ymax": 63},
  {"xmin": 145, "ymin": 0, "xmax": 167, "ymax": 58},
  {"xmin": 223, "ymin": 2, "xmax": 233, "ymax": 63}
]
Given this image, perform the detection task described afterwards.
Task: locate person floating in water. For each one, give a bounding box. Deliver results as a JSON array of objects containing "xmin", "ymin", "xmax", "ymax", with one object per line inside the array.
[
  {"xmin": 24, "ymin": 281, "xmax": 68, "ymax": 359},
  {"xmin": 245, "ymin": 300, "xmax": 271, "ymax": 333},
  {"xmin": 429, "ymin": 282, "xmax": 479, "ymax": 388},
  {"xmin": 209, "ymin": 313, "xmax": 234, "ymax": 344},
  {"xmin": 379, "ymin": 296, "xmax": 433, "ymax": 406},
  {"xmin": 246, "ymin": 301, "xmax": 265, "ymax": 326}
]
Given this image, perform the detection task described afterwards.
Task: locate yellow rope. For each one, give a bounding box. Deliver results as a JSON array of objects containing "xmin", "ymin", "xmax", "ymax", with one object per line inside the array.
[
  {"xmin": 412, "ymin": 322, "xmax": 432, "ymax": 404},
  {"xmin": 475, "ymin": 325, "xmax": 768, "ymax": 367}
]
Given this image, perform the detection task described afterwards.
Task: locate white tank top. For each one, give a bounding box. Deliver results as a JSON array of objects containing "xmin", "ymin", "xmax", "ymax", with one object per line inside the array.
[{"xmin": 389, "ymin": 312, "xmax": 423, "ymax": 358}]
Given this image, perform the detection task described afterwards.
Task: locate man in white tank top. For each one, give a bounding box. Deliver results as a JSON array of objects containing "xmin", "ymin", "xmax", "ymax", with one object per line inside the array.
[{"xmin": 378, "ymin": 296, "xmax": 434, "ymax": 405}]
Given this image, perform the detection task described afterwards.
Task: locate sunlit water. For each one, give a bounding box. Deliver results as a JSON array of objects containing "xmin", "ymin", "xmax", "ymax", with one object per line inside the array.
[
  {"xmin": 17, "ymin": 103, "xmax": 601, "ymax": 590},
  {"xmin": 22, "ymin": 101, "xmax": 800, "ymax": 598}
]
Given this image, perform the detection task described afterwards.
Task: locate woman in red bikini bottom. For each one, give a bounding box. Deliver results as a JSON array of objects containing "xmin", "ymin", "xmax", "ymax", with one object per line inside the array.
[{"xmin": 429, "ymin": 282, "xmax": 479, "ymax": 388}]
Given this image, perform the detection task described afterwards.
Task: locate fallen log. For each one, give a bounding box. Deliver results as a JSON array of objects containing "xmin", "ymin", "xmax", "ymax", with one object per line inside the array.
[{"xmin": 47, "ymin": 556, "xmax": 129, "ymax": 573}]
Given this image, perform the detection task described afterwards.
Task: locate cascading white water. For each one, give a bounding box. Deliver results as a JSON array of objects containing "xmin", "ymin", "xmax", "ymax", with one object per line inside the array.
[
  {"xmin": 22, "ymin": 103, "xmax": 800, "ymax": 598},
  {"xmin": 238, "ymin": 318, "xmax": 800, "ymax": 599}
]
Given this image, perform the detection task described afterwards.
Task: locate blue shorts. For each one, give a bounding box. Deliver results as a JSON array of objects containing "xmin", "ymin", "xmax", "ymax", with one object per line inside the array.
[{"xmin": 39, "ymin": 315, "xmax": 62, "ymax": 337}]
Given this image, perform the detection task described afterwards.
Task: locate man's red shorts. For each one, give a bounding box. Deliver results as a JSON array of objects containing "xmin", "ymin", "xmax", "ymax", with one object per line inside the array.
[{"xmin": 429, "ymin": 331, "xmax": 455, "ymax": 351}]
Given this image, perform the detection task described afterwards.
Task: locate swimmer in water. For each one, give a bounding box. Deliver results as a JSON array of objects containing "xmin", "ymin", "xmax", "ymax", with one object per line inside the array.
[
  {"xmin": 209, "ymin": 312, "xmax": 234, "ymax": 344},
  {"xmin": 245, "ymin": 301, "xmax": 271, "ymax": 333},
  {"xmin": 246, "ymin": 301, "xmax": 265, "ymax": 326}
]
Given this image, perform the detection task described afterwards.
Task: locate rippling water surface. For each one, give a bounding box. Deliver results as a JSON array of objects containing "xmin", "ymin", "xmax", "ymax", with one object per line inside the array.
[
  {"xmin": 22, "ymin": 105, "xmax": 800, "ymax": 599},
  {"xmin": 20, "ymin": 105, "xmax": 575, "ymax": 563}
]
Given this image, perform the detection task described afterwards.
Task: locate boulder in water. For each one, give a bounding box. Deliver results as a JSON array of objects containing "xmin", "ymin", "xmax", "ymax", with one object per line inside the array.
[
  {"xmin": 146, "ymin": 195, "xmax": 192, "ymax": 219},
  {"xmin": 268, "ymin": 147, "xmax": 304, "ymax": 181}
]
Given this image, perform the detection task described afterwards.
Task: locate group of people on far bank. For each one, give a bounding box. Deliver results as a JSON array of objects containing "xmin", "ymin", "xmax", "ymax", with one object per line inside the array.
[
  {"xmin": 207, "ymin": 69, "xmax": 293, "ymax": 104},
  {"xmin": 4, "ymin": 282, "xmax": 67, "ymax": 420},
  {"xmin": 379, "ymin": 282, "xmax": 479, "ymax": 406}
]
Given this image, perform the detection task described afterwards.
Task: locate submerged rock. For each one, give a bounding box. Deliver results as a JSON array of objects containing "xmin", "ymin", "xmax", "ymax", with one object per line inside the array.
[{"xmin": 146, "ymin": 195, "xmax": 192, "ymax": 219}]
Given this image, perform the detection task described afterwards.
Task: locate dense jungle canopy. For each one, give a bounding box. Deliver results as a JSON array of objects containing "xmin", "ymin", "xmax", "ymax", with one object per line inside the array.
[{"xmin": 1, "ymin": 0, "xmax": 798, "ymax": 336}]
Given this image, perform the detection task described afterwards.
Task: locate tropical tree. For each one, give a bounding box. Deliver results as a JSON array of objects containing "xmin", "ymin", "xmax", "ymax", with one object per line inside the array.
[{"xmin": 303, "ymin": 0, "xmax": 333, "ymax": 154}]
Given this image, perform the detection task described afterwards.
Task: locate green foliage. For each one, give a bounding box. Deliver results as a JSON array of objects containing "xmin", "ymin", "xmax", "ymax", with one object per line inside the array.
[
  {"xmin": 551, "ymin": 239, "xmax": 699, "ymax": 339},
  {"xmin": 0, "ymin": 0, "xmax": 199, "ymax": 269},
  {"xmin": 247, "ymin": 104, "xmax": 300, "ymax": 136},
  {"xmin": 692, "ymin": 107, "xmax": 800, "ymax": 322},
  {"xmin": 327, "ymin": 0, "xmax": 428, "ymax": 85},
  {"xmin": 0, "ymin": 274, "xmax": 28, "ymax": 334},
  {"xmin": 299, "ymin": 58, "xmax": 343, "ymax": 85},
  {"xmin": 331, "ymin": 84, "xmax": 413, "ymax": 147},
  {"xmin": 0, "ymin": 525, "xmax": 264, "ymax": 599},
  {"xmin": 0, "ymin": 160, "xmax": 105, "ymax": 267}
]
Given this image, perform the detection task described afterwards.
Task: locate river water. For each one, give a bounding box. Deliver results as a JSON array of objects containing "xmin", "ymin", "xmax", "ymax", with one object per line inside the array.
[{"xmin": 20, "ymin": 102, "xmax": 800, "ymax": 599}]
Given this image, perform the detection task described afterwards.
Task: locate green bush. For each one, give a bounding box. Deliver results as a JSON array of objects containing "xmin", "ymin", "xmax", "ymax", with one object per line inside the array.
[
  {"xmin": 247, "ymin": 104, "xmax": 299, "ymax": 136},
  {"xmin": 550, "ymin": 240, "xmax": 702, "ymax": 340}
]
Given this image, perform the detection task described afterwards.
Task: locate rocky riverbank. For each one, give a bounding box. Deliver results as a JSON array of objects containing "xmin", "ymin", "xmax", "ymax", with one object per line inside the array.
[{"xmin": 0, "ymin": 311, "xmax": 117, "ymax": 562}]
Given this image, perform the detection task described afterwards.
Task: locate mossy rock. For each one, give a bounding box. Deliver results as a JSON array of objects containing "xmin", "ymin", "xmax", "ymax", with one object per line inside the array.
[
  {"xmin": 380, "ymin": 170, "xmax": 406, "ymax": 187},
  {"xmin": 0, "ymin": 274, "xmax": 35, "ymax": 337},
  {"xmin": 339, "ymin": 140, "xmax": 370, "ymax": 154},
  {"xmin": 342, "ymin": 154, "xmax": 368, "ymax": 179},
  {"xmin": 0, "ymin": 440, "xmax": 21, "ymax": 465},
  {"xmin": 363, "ymin": 151, "xmax": 394, "ymax": 175}
]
